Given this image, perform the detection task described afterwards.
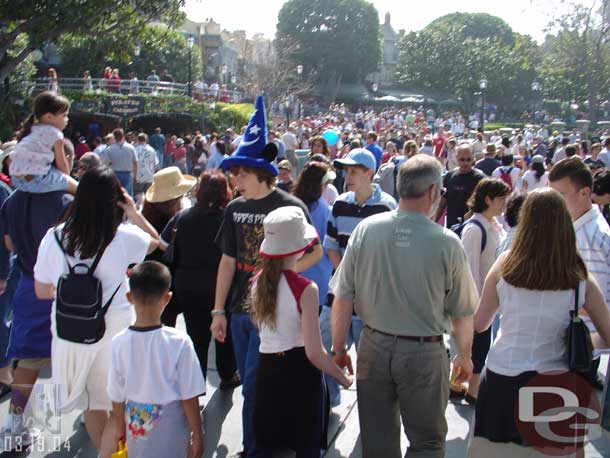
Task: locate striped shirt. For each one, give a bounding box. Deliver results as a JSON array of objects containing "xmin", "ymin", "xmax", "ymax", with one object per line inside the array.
[
  {"xmin": 574, "ymin": 206, "xmax": 610, "ymax": 331},
  {"xmin": 324, "ymin": 184, "xmax": 397, "ymax": 257}
]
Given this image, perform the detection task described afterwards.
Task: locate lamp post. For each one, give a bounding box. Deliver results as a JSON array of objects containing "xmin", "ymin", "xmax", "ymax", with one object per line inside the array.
[
  {"xmin": 221, "ymin": 64, "xmax": 227, "ymax": 85},
  {"xmin": 296, "ymin": 65, "xmax": 303, "ymax": 119},
  {"xmin": 187, "ymin": 36, "xmax": 194, "ymax": 97},
  {"xmin": 479, "ymin": 78, "xmax": 488, "ymax": 131},
  {"xmin": 531, "ymin": 81, "xmax": 541, "ymax": 122},
  {"xmin": 285, "ymin": 98, "xmax": 291, "ymax": 127}
]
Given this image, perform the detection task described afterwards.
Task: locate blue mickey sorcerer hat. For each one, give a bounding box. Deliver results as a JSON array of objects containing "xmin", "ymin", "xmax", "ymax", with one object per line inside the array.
[{"xmin": 220, "ymin": 95, "xmax": 279, "ymax": 176}]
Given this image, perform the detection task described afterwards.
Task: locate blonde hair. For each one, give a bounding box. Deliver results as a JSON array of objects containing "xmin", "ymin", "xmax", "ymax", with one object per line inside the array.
[
  {"xmin": 501, "ymin": 188, "xmax": 587, "ymax": 290},
  {"xmin": 249, "ymin": 257, "xmax": 283, "ymax": 329}
]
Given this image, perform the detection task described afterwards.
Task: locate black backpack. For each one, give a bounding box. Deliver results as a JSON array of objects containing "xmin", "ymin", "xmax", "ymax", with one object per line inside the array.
[
  {"xmin": 450, "ymin": 218, "xmax": 487, "ymax": 252},
  {"xmin": 54, "ymin": 231, "xmax": 120, "ymax": 344}
]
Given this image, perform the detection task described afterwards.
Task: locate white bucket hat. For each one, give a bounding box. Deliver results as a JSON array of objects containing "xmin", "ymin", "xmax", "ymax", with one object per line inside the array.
[{"xmin": 260, "ymin": 206, "xmax": 318, "ymax": 258}]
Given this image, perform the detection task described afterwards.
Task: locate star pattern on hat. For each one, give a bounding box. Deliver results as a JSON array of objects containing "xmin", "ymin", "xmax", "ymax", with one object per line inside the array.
[{"xmin": 249, "ymin": 124, "xmax": 261, "ymax": 136}]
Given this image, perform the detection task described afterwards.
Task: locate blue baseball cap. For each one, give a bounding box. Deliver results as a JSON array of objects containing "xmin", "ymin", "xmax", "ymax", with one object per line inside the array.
[{"xmin": 333, "ymin": 148, "xmax": 376, "ymax": 171}]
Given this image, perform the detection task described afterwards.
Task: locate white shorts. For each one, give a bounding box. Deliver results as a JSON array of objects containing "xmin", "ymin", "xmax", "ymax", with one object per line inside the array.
[{"xmin": 51, "ymin": 306, "xmax": 134, "ymax": 413}]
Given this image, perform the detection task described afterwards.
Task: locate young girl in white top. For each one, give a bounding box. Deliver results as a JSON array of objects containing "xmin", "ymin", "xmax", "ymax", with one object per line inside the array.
[
  {"xmin": 459, "ymin": 178, "xmax": 510, "ymax": 404},
  {"xmin": 469, "ymin": 189, "xmax": 610, "ymax": 455},
  {"xmin": 521, "ymin": 154, "xmax": 549, "ymax": 192},
  {"xmin": 106, "ymin": 261, "xmax": 205, "ymax": 458},
  {"xmin": 11, "ymin": 91, "xmax": 78, "ymax": 194},
  {"xmin": 250, "ymin": 206, "xmax": 352, "ymax": 458}
]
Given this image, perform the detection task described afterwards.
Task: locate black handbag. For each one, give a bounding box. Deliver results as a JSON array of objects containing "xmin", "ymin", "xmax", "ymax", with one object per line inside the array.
[
  {"xmin": 567, "ymin": 282, "xmax": 593, "ymax": 373},
  {"xmin": 54, "ymin": 230, "xmax": 120, "ymax": 344}
]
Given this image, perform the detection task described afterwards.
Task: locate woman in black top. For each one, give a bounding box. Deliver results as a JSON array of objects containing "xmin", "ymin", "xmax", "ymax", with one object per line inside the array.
[{"xmin": 161, "ymin": 171, "xmax": 239, "ymax": 388}]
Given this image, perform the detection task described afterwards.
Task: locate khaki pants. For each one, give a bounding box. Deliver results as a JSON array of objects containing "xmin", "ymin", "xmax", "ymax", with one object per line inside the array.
[{"xmin": 356, "ymin": 326, "xmax": 449, "ymax": 458}]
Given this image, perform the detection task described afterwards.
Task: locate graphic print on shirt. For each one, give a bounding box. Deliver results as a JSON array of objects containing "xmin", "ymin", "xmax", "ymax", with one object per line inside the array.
[{"xmin": 126, "ymin": 401, "xmax": 163, "ymax": 440}]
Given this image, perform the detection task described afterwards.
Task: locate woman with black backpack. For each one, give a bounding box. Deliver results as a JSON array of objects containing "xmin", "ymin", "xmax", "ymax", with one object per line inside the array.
[{"xmin": 34, "ymin": 167, "xmax": 159, "ymax": 454}]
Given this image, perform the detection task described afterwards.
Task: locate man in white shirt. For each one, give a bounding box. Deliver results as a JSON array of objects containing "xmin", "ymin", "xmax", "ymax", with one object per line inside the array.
[
  {"xmin": 552, "ymin": 137, "xmax": 570, "ymax": 164},
  {"xmin": 281, "ymin": 126, "xmax": 299, "ymax": 172},
  {"xmin": 134, "ymin": 133, "xmax": 159, "ymax": 198},
  {"xmin": 550, "ymin": 157, "xmax": 610, "ymax": 390}
]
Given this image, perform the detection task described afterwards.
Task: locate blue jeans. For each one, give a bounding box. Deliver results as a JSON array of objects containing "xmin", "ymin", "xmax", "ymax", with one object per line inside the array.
[
  {"xmin": 156, "ymin": 150, "xmax": 164, "ymax": 171},
  {"xmin": 115, "ymin": 171, "xmax": 133, "ymax": 197},
  {"xmin": 163, "ymin": 155, "xmax": 174, "ymax": 169},
  {"xmin": 231, "ymin": 313, "xmax": 261, "ymax": 457},
  {"xmin": 0, "ymin": 257, "xmax": 20, "ymax": 368},
  {"xmin": 319, "ymin": 305, "xmax": 363, "ymax": 406}
]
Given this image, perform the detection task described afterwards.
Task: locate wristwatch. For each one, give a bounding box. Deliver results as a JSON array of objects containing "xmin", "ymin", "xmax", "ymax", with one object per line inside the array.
[
  {"xmin": 330, "ymin": 345, "xmax": 347, "ymax": 357},
  {"xmin": 211, "ymin": 309, "xmax": 226, "ymax": 317}
]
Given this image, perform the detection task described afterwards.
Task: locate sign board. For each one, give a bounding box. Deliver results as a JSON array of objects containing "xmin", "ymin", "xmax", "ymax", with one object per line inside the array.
[
  {"xmin": 149, "ymin": 99, "xmax": 163, "ymax": 113},
  {"xmin": 103, "ymin": 97, "xmax": 145, "ymax": 116},
  {"xmin": 71, "ymin": 100, "xmax": 99, "ymax": 113},
  {"xmin": 171, "ymin": 99, "xmax": 186, "ymax": 112}
]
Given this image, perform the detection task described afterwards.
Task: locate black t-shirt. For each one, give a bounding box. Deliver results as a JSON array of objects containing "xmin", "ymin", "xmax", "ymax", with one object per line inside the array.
[
  {"xmin": 0, "ymin": 191, "xmax": 72, "ymax": 276},
  {"xmin": 217, "ymin": 188, "xmax": 311, "ymax": 314},
  {"xmin": 584, "ymin": 157, "xmax": 605, "ymax": 171},
  {"xmin": 161, "ymin": 207, "xmax": 223, "ymax": 296},
  {"xmin": 443, "ymin": 168, "xmax": 485, "ymax": 228}
]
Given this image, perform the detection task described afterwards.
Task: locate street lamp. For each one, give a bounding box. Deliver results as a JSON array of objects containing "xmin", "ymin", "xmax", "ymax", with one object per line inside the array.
[
  {"xmin": 134, "ymin": 44, "xmax": 141, "ymax": 57},
  {"xmin": 187, "ymin": 36, "xmax": 194, "ymax": 97},
  {"xmin": 296, "ymin": 65, "xmax": 303, "ymax": 118},
  {"xmin": 372, "ymin": 83, "xmax": 378, "ymax": 94},
  {"xmin": 531, "ymin": 81, "xmax": 541, "ymax": 121},
  {"xmin": 285, "ymin": 98, "xmax": 291, "ymax": 127},
  {"xmin": 479, "ymin": 78, "xmax": 488, "ymax": 131},
  {"xmin": 221, "ymin": 64, "xmax": 228, "ymax": 85}
]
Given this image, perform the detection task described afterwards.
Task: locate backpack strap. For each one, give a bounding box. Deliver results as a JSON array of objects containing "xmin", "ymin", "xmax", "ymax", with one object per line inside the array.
[
  {"xmin": 466, "ymin": 219, "xmax": 487, "ymax": 252},
  {"xmin": 101, "ymin": 283, "xmax": 122, "ymax": 316},
  {"xmin": 54, "ymin": 230, "xmax": 73, "ymax": 271}
]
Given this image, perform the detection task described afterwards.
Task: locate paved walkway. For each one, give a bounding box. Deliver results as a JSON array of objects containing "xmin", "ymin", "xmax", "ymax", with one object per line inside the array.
[{"xmin": 0, "ymin": 317, "xmax": 609, "ymax": 457}]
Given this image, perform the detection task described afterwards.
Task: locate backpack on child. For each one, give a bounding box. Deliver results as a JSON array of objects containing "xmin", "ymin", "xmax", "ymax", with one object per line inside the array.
[
  {"xmin": 54, "ymin": 230, "xmax": 120, "ymax": 344},
  {"xmin": 498, "ymin": 166, "xmax": 514, "ymax": 190},
  {"xmin": 450, "ymin": 218, "xmax": 487, "ymax": 252}
]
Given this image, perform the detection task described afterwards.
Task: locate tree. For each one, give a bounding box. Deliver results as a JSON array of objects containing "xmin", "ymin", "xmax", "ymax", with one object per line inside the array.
[
  {"xmin": 396, "ymin": 13, "xmax": 540, "ymax": 116},
  {"xmin": 538, "ymin": 0, "xmax": 610, "ymax": 121},
  {"xmin": 0, "ymin": 0, "xmax": 185, "ymax": 81},
  {"xmin": 276, "ymin": 0, "xmax": 381, "ymax": 99},
  {"xmin": 56, "ymin": 26, "xmax": 201, "ymax": 83}
]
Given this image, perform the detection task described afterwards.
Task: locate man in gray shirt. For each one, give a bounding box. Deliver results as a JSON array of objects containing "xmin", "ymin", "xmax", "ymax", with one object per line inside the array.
[
  {"xmin": 101, "ymin": 128, "xmax": 138, "ymax": 196},
  {"xmin": 330, "ymin": 154, "xmax": 477, "ymax": 458}
]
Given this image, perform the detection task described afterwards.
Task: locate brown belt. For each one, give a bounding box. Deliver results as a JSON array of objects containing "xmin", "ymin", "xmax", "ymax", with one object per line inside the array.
[{"xmin": 367, "ymin": 326, "xmax": 443, "ymax": 343}]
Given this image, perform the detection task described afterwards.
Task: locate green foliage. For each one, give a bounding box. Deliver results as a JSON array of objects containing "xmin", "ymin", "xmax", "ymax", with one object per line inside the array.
[
  {"xmin": 45, "ymin": 90, "xmax": 253, "ymax": 133},
  {"xmin": 55, "ymin": 26, "xmax": 201, "ymax": 83},
  {"xmin": 537, "ymin": 1, "xmax": 610, "ymax": 120},
  {"xmin": 276, "ymin": 0, "xmax": 381, "ymax": 85},
  {"xmin": 0, "ymin": 0, "xmax": 185, "ymax": 80},
  {"xmin": 427, "ymin": 13, "xmax": 514, "ymax": 46},
  {"xmin": 396, "ymin": 13, "xmax": 540, "ymax": 116}
]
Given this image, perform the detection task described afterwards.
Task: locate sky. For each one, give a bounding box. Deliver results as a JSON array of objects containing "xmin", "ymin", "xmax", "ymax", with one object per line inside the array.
[{"xmin": 183, "ymin": 0, "xmax": 598, "ymax": 43}]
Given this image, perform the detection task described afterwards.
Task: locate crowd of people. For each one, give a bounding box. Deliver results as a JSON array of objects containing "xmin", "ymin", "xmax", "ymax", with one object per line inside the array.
[{"xmin": 0, "ymin": 90, "xmax": 609, "ymax": 457}]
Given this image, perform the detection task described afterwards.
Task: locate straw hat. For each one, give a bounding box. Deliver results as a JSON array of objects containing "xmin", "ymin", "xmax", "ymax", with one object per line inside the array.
[
  {"xmin": 145, "ymin": 167, "xmax": 197, "ymax": 203},
  {"xmin": 260, "ymin": 206, "xmax": 318, "ymax": 258}
]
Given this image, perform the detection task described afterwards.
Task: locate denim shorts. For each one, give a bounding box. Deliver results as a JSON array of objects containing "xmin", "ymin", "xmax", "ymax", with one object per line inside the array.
[{"xmin": 12, "ymin": 167, "xmax": 67, "ymax": 193}]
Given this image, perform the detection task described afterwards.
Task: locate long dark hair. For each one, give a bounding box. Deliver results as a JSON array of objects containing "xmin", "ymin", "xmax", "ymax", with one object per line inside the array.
[
  {"xmin": 142, "ymin": 197, "xmax": 182, "ymax": 233},
  {"xmin": 292, "ymin": 161, "xmax": 329, "ymax": 207},
  {"xmin": 60, "ymin": 167, "xmax": 125, "ymax": 258},
  {"xmin": 531, "ymin": 161, "xmax": 545, "ymax": 180},
  {"xmin": 19, "ymin": 91, "xmax": 70, "ymax": 141}
]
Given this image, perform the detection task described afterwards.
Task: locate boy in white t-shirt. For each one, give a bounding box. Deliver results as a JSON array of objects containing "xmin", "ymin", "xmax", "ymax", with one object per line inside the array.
[{"xmin": 105, "ymin": 261, "xmax": 204, "ymax": 458}]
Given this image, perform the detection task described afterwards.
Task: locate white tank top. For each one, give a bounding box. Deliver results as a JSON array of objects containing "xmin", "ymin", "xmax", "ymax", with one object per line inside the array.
[
  {"xmin": 486, "ymin": 278, "xmax": 585, "ymax": 376},
  {"xmin": 257, "ymin": 271, "xmax": 312, "ymax": 354}
]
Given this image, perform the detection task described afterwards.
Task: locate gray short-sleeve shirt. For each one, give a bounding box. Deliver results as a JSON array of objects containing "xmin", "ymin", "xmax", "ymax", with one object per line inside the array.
[{"xmin": 330, "ymin": 209, "xmax": 478, "ymax": 336}]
